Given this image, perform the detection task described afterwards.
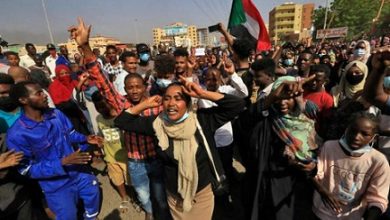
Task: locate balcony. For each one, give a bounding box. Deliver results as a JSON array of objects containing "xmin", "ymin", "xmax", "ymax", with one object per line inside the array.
[
  {"xmin": 275, "ymin": 13, "xmax": 295, "ymax": 19},
  {"xmin": 275, "ymin": 20, "xmax": 294, "ymax": 25}
]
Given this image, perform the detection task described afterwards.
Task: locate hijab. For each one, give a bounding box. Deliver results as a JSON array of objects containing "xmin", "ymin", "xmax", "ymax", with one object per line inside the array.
[
  {"xmin": 331, "ymin": 60, "xmax": 368, "ymax": 107},
  {"xmin": 48, "ymin": 64, "xmax": 78, "ymax": 105}
]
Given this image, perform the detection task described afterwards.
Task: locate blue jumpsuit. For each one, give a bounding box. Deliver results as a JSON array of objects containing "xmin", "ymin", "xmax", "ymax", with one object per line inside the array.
[{"xmin": 6, "ymin": 109, "xmax": 100, "ymax": 220}]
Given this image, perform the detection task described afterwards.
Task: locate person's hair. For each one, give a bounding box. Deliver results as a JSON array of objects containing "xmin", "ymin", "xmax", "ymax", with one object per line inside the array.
[
  {"xmin": 5, "ymin": 51, "xmax": 19, "ymax": 58},
  {"xmin": 120, "ymin": 51, "xmax": 138, "ymax": 62},
  {"xmin": 25, "ymin": 43, "xmax": 34, "ymax": 49},
  {"xmin": 173, "ymin": 48, "xmax": 189, "ymax": 57},
  {"xmin": 251, "ymin": 58, "xmax": 276, "ymax": 77},
  {"xmin": 9, "ymin": 81, "xmax": 37, "ymax": 105},
  {"xmin": 301, "ymin": 49, "xmax": 313, "ymax": 56},
  {"xmin": 29, "ymin": 69, "xmax": 50, "ymax": 89},
  {"xmin": 0, "ymin": 73, "xmax": 15, "ymax": 85},
  {"xmin": 91, "ymin": 91, "xmax": 105, "ymax": 103},
  {"xmin": 232, "ymin": 39, "xmax": 253, "ymax": 60},
  {"xmin": 348, "ymin": 111, "xmax": 380, "ymax": 133},
  {"xmin": 124, "ymin": 73, "xmax": 146, "ymax": 86},
  {"xmin": 155, "ymin": 54, "xmax": 175, "ymax": 75},
  {"xmin": 310, "ymin": 64, "xmax": 331, "ymax": 79},
  {"xmin": 165, "ymin": 82, "xmax": 192, "ymax": 108},
  {"xmin": 320, "ymin": 54, "xmax": 331, "ymax": 62},
  {"xmin": 106, "ymin": 45, "xmax": 117, "ymax": 52}
]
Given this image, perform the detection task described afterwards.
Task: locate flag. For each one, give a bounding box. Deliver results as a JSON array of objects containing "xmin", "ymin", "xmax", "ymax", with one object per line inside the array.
[{"xmin": 228, "ymin": 0, "xmax": 271, "ymax": 52}]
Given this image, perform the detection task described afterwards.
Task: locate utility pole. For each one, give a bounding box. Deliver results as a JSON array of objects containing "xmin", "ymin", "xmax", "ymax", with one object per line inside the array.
[{"xmin": 41, "ymin": 0, "xmax": 54, "ymax": 44}]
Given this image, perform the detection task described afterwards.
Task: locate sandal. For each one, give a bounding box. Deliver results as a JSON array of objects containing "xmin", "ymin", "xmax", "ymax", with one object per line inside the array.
[{"xmin": 119, "ymin": 200, "xmax": 131, "ymax": 213}]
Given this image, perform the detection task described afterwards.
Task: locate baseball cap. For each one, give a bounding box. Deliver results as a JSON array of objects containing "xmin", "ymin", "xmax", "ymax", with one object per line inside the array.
[{"xmin": 47, "ymin": 43, "xmax": 56, "ymax": 50}]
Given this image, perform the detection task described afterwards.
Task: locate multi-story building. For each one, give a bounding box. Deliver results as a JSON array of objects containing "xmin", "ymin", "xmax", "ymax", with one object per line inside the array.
[
  {"xmin": 153, "ymin": 23, "xmax": 198, "ymax": 47},
  {"xmin": 197, "ymin": 28, "xmax": 209, "ymax": 47},
  {"xmin": 59, "ymin": 35, "xmax": 121, "ymax": 57},
  {"xmin": 269, "ymin": 2, "xmax": 314, "ymax": 44}
]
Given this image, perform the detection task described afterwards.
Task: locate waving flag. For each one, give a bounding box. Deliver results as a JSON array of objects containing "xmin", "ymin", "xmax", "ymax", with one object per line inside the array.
[{"xmin": 228, "ymin": 0, "xmax": 271, "ymax": 52}]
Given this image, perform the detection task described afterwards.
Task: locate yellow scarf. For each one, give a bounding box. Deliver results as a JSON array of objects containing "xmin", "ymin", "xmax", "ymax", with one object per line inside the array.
[{"xmin": 153, "ymin": 112, "xmax": 198, "ymax": 212}]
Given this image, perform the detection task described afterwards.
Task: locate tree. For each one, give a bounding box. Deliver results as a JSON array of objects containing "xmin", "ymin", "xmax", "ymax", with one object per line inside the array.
[{"xmin": 312, "ymin": 0, "xmax": 390, "ymax": 40}]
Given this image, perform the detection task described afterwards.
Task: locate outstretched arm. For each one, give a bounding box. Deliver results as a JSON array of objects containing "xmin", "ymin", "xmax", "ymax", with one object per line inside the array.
[
  {"xmin": 68, "ymin": 17, "xmax": 129, "ymax": 114},
  {"xmin": 362, "ymin": 47, "xmax": 390, "ymax": 112}
]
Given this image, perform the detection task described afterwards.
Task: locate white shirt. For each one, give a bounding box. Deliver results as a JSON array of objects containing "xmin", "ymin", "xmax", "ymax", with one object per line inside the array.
[
  {"xmin": 113, "ymin": 69, "xmax": 129, "ymax": 96},
  {"xmin": 45, "ymin": 55, "xmax": 58, "ymax": 78},
  {"xmin": 197, "ymin": 72, "xmax": 248, "ymax": 147},
  {"xmin": 20, "ymin": 55, "xmax": 36, "ymax": 69}
]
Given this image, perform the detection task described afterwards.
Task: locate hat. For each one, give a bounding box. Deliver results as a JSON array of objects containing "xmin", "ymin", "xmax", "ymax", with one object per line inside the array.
[
  {"xmin": 47, "ymin": 43, "xmax": 56, "ymax": 50},
  {"xmin": 136, "ymin": 43, "xmax": 150, "ymax": 54}
]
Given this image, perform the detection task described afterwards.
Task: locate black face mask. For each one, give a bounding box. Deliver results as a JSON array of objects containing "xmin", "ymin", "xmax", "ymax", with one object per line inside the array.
[
  {"xmin": 346, "ymin": 74, "xmax": 364, "ymax": 85},
  {"xmin": 0, "ymin": 96, "xmax": 18, "ymax": 112}
]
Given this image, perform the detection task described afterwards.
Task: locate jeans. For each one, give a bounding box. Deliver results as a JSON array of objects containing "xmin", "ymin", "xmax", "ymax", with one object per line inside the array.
[{"xmin": 128, "ymin": 159, "xmax": 172, "ymax": 220}]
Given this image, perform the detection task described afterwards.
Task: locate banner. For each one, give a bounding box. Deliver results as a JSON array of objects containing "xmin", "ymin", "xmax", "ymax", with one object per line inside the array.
[{"xmin": 316, "ymin": 27, "xmax": 348, "ymax": 39}]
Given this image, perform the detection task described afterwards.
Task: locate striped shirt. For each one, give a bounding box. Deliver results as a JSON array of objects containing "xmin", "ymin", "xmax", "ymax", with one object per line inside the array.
[{"xmin": 124, "ymin": 104, "xmax": 162, "ymax": 160}]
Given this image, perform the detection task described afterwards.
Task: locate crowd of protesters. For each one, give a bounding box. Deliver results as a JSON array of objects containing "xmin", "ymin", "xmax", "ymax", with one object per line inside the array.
[{"xmin": 0, "ymin": 17, "xmax": 389, "ymax": 220}]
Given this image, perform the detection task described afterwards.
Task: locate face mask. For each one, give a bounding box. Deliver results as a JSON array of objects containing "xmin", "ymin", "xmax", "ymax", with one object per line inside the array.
[
  {"xmin": 283, "ymin": 59, "xmax": 293, "ymax": 66},
  {"xmin": 162, "ymin": 111, "xmax": 189, "ymax": 124},
  {"xmin": 354, "ymin": 48, "xmax": 366, "ymax": 57},
  {"xmin": 346, "ymin": 73, "xmax": 364, "ymax": 85},
  {"xmin": 318, "ymin": 53, "xmax": 326, "ymax": 57},
  {"xmin": 0, "ymin": 96, "xmax": 18, "ymax": 112},
  {"xmin": 339, "ymin": 135, "xmax": 374, "ymax": 156},
  {"xmin": 383, "ymin": 76, "xmax": 390, "ymax": 89},
  {"xmin": 156, "ymin": 78, "xmax": 172, "ymax": 89},
  {"xmin": 58, "ymin": 74, "xmax": 71, "ymax": 83},
  {"xmin": 139, "ymin": 53, "xmax": 150, "ymax": 62}
]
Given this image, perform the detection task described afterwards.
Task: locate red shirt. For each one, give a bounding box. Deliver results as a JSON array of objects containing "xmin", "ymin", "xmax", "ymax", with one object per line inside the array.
[{"xmin": 304, "ymin": 91, "xmax": 334, "ymax": 114}]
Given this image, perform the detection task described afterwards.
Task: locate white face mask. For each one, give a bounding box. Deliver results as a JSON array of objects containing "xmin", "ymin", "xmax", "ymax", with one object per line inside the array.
[{"xmin": 339, "ymin": 135, "xmax": 376, "ymax": 156}]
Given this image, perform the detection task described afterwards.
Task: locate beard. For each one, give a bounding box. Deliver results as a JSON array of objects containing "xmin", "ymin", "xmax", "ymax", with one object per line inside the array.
[{"xmin": 0, "ymin": 96, "xmax": 18, "ymax": 112}]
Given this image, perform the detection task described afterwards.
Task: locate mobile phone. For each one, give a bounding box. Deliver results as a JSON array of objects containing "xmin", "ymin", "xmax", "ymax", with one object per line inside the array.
[{"xmin": 208, "ymin": 24, "xmax": 219, "ymax": 33}]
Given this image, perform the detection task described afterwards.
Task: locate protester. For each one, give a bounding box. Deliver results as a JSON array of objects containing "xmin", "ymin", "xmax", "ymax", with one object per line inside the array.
[
  {"xmin": 103, "ymin": 45, "xmax": 123, "ymax": 82},
  {"xmin": 313, "ymin": 112, "xmax": 390, "ymax": 220},
  {"xmin": 44, "ymin": 43, "xmax": 58, "ymax": 78},
  {"xmin": 0, "ymin": 73, "xmax": 21, "ymax": 133},
  {"xmin": 29, "ymin": 54, "xmax": 51, "ymax": 80},
  {"xmin": 92, "ymin": 91, "xmax": 131, "ymax": 213},
  {"xmin": 48, "ymin": 64, "xmax": 90, "ymax": 134},
  {"xmin": 19, "ymin": 43, "xmax": 37, "ymax": 69},
  {"xmin": 7, "ymin": 81, "xmax": 102, "ymax": 220},
  {"xmin": 5, "ymin": 51, "xmax": 20, "ymax": 67}
]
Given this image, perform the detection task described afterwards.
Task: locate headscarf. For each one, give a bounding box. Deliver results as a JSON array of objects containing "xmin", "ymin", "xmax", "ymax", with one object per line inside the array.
[
  {"xmin": 48, "ymin": 64, "xmax": 78, "ymax": 105},
  {"xmin": 271, "ymin": 76, "xmax": 319, "ymax": 162},
  {"xmin": 331, "ymin": 60, "xmax": 368, "ymax": 107},
  {"xmin": 153, "ymin": 111, "xmax": 198, "ymax": 212},
  {"xmin": 350, "ymin": 40, "xmax": 371, "ymax": 64}
]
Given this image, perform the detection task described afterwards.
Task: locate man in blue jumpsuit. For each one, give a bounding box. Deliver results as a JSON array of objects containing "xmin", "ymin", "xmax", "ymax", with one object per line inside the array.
[{"xmin": 6, "ymin": 81, "xmax": 102, "ymax": 220}]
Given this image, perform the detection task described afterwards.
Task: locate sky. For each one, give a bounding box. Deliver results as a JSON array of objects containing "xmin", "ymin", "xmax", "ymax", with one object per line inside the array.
[{"xmin": 0, "ymin": 0, "xmax": 328, "ymax": 45}]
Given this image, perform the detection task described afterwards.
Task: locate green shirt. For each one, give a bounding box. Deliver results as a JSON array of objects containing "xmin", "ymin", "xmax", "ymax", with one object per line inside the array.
[{"xmin": 96, "ymin": 115, "xmax": 127, "ymax": 163}]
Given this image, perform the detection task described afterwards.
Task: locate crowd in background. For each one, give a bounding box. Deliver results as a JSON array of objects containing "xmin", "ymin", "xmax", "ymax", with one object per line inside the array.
[{"xmin": 0, "ymin": 18, "xmax": 390, "ymax": 220}]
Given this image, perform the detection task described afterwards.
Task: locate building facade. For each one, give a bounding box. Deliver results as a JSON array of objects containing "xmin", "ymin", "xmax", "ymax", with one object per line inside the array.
[
  {"xmin": 59, "ymin": 35, "xmax": 121, "ymax": 57},
  {"xmin": 269, "ymin": 2, "xmax": 314, "ymax": 44},
  {"xmin": 153, "ymin": 22, "xmax": 198, "ymax": 47}
]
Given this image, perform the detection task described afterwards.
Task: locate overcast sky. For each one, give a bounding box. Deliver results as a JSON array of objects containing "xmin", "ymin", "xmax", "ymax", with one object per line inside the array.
[{"xmin": 0, "ymin": 0, "xmax": 328, "ymax": 45}]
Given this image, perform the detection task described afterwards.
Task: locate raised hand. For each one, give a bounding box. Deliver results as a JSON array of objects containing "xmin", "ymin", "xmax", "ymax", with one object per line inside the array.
[
  {"xmin": 371, "ymin": 46, "xmax": 390, "ymax": 71},
  {"xmin": 223, "ymin": 58, "xmax": 235, "ymax": 75},
  {"xmin": 178, "ymin": 75, "xmax": 205, "ymax": 98},
  {"xmin": 61, "ymin": 149, "xmax": 92, "ymax": 165},
  {"xmin": 188, "ymin": 55, "xmax": 197, "ymax": 71},
  {"xmin": 145, "ymin": 95, "xmax": 162, "ymax": 108},
  {"xmin": 68, "ymin": 17, "xmax": 91, "ymax": 47},
  {"xmin": 0, "ymin": 150, "xmax": 24, "ymax": 169}
]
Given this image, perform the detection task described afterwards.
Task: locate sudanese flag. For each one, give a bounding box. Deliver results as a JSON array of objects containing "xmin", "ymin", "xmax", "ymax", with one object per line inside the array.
[{"xmin": 228, "ymin": 0, "xmax": 271, "ymax": 52}]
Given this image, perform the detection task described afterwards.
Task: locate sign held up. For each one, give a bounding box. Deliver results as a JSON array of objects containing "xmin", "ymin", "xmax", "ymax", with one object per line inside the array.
[{"xmin": 316, "ymin": 27, "xmax": 348, "ymax": 39}]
